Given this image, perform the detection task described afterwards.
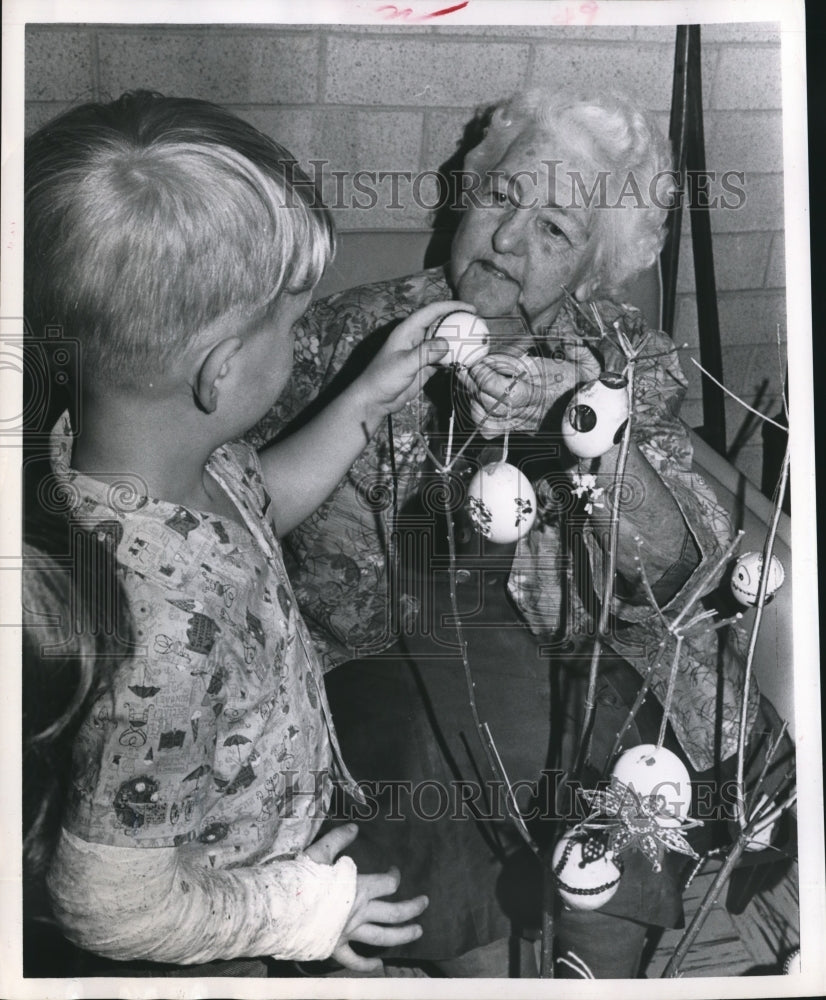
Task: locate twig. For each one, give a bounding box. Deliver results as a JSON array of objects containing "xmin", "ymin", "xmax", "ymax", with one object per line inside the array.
[
  {"xmin": 572, "ymin": 343, "xmax": 636, "ymax": 777},
  {"xmin": 445, "ymin": 371, "xmax": 529, "ymax": 471},
  {"xmin": 669, "ymin": 531, "xmax": 745, "ymax": 633},
  {"xmin": 441, "ymin": 461, "xmax": 540, "ymax": 857},
  {"xmin": 657, "ymin": 634, "xmax": 684, "ymax": 749},
  {"xmin": 690, "ymin": 358, "xmax": 788, "ymax": 432},
  {"xmin": 734, "ymin": 443, "xmax": 791, "ymax": 827},
  {"xmin": 663, "ymin": 784, "xmax": 797, "ymax": 977}
]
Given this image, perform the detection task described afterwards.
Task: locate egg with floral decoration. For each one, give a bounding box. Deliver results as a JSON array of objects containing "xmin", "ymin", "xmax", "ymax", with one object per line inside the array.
[
  {"xmin": 611, "ymin": 744, "xmax": 692, "ymax": 828},
  {"xmin": 427, "ymin": 310, "xmax": 490, "ymax": 369},
  {"xmin": 562, "ymin": 372, "xmax": 630, "ymax": 458},
  {"xmin": 730, "ymin": 551, "xmax": 785, "ymax": 606},
  {"xmin": 551, "ymin": 829, "xmax": 623, "ymax": 910},
  {"xmin": 466, "ymin": 461, "xmax": 536, "ymax": 545}
]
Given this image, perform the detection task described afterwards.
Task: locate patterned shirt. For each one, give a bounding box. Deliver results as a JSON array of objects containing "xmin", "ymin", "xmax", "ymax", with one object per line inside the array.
[
  {"xmin": 51, "ymin": 413, "xmax": 355, "ymax": 868},
  {"xmin": 248, "ymin": 267, "xmax": 758, "ymax": 773}
]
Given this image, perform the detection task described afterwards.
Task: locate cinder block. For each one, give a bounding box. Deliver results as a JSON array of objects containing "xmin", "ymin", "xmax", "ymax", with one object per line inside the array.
[
  {"xmin": 25, "ymin": 27, "xmax": 95, "ymax": 102},
  {"xmin": 313, "ymin": 109, "xmax": 423, "ymax": 172},
  {"xmin": 728, "ymin": 442, "xmax": 763, "ymax": 488},
  {"xmin": 702, "ymin": 22, "xmax": 781, "ymax": 44},
  {"xmin": 673, "ymin": 294, "xmax": 700, "ymax": 350},
  {"xmin": 25, "ymin": 101, "xmax": 76, "ymax": 136},
  {"xmin": 634, "ymin": 26, "xmax": 680, "ymax": 43},
  {"xmin": 676, "ymin": 235, "xmax": 696, "ymax": 294},
  {"xmin": 324, "ymin": 36, "xmax": 529, "ymax": 106},
  {"xmin": 717, "ymin": 290, "xmax": 787, "ymax": 347},
  {"xmin": 705, "ymin": 111, "xmax": 784, "ymax": 174},
  {"xmin": 225, "ymin": 106, "xmax": 317, "ymax": 163},
  {"xmin": 711, "ymin": 45, "xmax": 782, "ymax": 110},
  {"xmin": 529, "ymin": 42, "xmax": 681, "ymax": 112},
  {"xmin": 714, "ymin": 232, "xmax": 772, "ymax": 291},
  {"xmin": 711, "ymin": 172, "xmax": 784, "ymax": 234},
  {"xmin": 98, "ymin": 29, "xmax": 319, "ymax": 104},
  {"xmin": 720, "ymin": 344, "xmax": 785, "ymax": 402},
  {"xmin": 765, "ymin": 232, "xmax": 786, "ymax": 288},
  {"xmin": 310, "ymin": 109, "xmax": 427, "ymax": 229},
  {"xmin": 423, "ymin": 108, "xmax": 481, "ymax": 169},
  {"xmin": 428, "ymin": 25, "xmax": 638, "ymax": 40}
]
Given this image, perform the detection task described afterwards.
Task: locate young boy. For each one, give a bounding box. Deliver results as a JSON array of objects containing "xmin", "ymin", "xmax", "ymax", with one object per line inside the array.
[{"xmin": 24, "ymin": 91, "xmax": 464, "ymax": 972}]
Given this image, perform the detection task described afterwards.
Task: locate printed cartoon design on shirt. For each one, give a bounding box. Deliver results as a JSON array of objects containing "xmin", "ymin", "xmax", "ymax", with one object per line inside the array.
[{"xmin": 52, "ymin": 417, "xmax": 356, "ymax": 867}]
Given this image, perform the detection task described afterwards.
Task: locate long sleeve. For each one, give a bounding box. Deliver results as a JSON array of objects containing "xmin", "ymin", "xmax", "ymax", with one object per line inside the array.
[
  {"xmin": 245, "ymin": 269, "xmax": 453, "ymax": 669},
  {"xmin": 47, "ymin": 828, "xmax": 357, "ymax": 965}
]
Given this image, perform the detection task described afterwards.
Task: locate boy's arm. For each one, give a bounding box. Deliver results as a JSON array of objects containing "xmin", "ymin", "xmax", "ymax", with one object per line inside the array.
[
  {"xmin": 47, "ymin": 827, "xmax": 357, "ymax": 965},
  {"xmin": 259, "ymin": 300, "xmax": 459, "ymax": 537}
]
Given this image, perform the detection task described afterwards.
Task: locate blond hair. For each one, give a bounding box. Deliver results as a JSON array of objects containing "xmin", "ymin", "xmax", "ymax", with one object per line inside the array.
[{"xmin": 25, "ymin": 91, "xmax": 334, "ymax": 389}]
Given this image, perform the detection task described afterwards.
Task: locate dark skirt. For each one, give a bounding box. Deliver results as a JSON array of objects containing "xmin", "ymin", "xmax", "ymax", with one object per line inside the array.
[{"xmin": 324, "ymin": 557, "xmax": 699, "ymax": 962}]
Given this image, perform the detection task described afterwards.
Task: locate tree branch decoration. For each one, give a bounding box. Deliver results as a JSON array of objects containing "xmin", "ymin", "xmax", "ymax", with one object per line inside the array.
[{"xmin": 385, "ymin": 301, "xmax": 795, "ymax": 979}]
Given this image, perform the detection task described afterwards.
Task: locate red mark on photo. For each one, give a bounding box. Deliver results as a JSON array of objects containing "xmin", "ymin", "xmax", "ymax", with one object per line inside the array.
[
  {"xmin": 425, "ymin": 1, "xmax": 471, "ymax": 16},
  {"xmin": 375, "ymin": 1, "xmax": 470, "ymax": 20}
]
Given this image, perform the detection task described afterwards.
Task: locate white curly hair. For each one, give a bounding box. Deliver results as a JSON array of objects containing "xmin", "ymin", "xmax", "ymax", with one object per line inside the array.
[{"xmin": 464, "ymin": 90, "xmax": 675, "ymax": 299}]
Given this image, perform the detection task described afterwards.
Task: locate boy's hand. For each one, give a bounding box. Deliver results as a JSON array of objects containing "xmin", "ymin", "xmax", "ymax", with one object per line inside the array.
[
  {"xmin": 305, "ymin": 824, "xmax": 428, "ymax": 974},
  {"xmin": 355, "ymin": 300, "xmax": 476, "ymax": 421},
  {"xmin": 457, "ymin": 341, "xmax": 601, "ymax": 439}
]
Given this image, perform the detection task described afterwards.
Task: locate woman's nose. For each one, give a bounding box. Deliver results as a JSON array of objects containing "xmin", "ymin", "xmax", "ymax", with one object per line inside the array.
[{"xmin": 492, "ymin": 209, "xmax": 527, "ymax": 255}]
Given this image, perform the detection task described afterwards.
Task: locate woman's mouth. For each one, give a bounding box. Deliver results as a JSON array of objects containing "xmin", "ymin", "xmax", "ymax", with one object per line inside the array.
[{"xmin": 479, "ymin": 259, "xmax": 517, "ymax": 283}]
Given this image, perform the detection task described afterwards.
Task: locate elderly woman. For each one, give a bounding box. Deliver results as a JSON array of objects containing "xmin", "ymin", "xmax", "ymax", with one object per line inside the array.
[{"xmin": 249, "ymin": 91, "xmax": 776, "ymax": 978}]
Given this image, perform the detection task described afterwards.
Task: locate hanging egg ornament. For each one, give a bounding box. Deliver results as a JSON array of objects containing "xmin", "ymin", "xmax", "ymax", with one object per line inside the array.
[
  {"xmin": 611, "ymin": 744, "xmax": 692, "ymax": 828},
  {"xmin": 551, "ymin": 830, "xmax": 623, "ymax": 911},
  {"xmin": 427, "ymin": 310, "xmax": 490, "ymax": 369},
  {"xmin": 783, "ymin": 948, "xmax": 801, "ymax": 974},
  {"xmin": 466, "ymin": 462, "xmax": 537, "ymax": 545},
  {"xmin": 730, "ymin": 551, "xmax": 785, "ymax": 606},
  {"xmin": 561, "ymin": 372, "xmax": 630, "ymax": 458}
]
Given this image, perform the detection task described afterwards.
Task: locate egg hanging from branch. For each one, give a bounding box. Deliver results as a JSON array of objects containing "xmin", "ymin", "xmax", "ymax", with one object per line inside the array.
[
  {"xmin": 551, "ymin": 830, "xmax": 623, "ymax": 911},
  {"xmin": 729, "ymin": 551, "xmax": 785, "ymax": 606},
  {"xmin": 427, "ymin": 310, "xmax": 490, "ymax": 369},
  {"xmin": 561, "ymin": 372, "xmax": 630, "ymax": 458},
  {"xmin": 466, "ymin": 461, "xmax": 537, "ymax": 545},
  {"xmin": 610, "ymin": 744, "xmax": 692, "ymax": 828}
]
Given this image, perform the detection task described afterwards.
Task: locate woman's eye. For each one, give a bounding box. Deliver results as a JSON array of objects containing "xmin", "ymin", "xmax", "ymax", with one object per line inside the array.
[{"xmin": 541, "ymin": 219, "xmax": 565, "ymax": 238}]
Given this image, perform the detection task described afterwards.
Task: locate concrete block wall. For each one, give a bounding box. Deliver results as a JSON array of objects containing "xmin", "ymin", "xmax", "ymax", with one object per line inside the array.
[{"xmin": 24, "ymin": 21, "xmax": 787, "ymax": 488}]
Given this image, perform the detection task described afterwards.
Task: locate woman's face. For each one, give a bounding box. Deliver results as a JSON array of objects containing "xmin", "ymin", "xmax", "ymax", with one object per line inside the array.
[{"xmin": 450, "ymin": 127, "xmax": 595, "ymax": 335}]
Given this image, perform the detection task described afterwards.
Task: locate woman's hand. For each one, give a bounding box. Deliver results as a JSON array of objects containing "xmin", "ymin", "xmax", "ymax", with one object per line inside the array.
[
  {"xmin": 457, "ymin": 340, "xmax": 601, "ymax": 439},
  {"xmin": 354, "ymin": 300, "xmax": 475, "ymax": 421},
  {"xmin": 304, "ymin": 824, "xmax": 428, "ymax": 974}
]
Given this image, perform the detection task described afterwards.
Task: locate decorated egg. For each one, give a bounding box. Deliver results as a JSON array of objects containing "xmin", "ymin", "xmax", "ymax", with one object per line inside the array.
[
  {"xmin": 466, "ymin": 461, "xmax": 537, "ymax": 545},
  {"xmin": 783, "ymin": 948, "xmax": 801, "ymax": 974},
  {"xmin": 428, "ymin": 310, "xmax": 490, "ymax": 369},
  {"xmin": 730, "ymin": 551, "xmax": 785, "ymax": 606},
  {"xmin": 611, "ymin": 744, "xmax": 692, "ymax": 828},
  {"xmin": 551, "ymin": 830, "xmax": 623, "ymax": 911},
  {"xmin": 561, "ymin": 372, "xmax": 630, "ymax": 458}
]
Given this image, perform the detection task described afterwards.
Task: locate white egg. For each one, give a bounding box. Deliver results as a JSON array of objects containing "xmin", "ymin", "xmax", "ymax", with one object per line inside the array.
[
  {"xmin": 561, "ymin": 372, "xmax": 630, "ymax": 458},
  {"xmin": 730, "ymin": 551, "xmax": 785, "ymax": 606},
  {"xmin": 783, "ymin": 948, "xmax": 801, "ymax": 974},
  {"xmin": 611, "ymin": 744, "xmax": 692, "ymax": 828},
  {"xmin": 466, "ymin": 461, "xmax": 537, "ymax": 545},
  {"xmin": 551, "ymin": 830, "xmax": 623, "ymax": 911},
  {"xmin": 428, "ymin": 310, "xmax": 490, "ymax": 369}
]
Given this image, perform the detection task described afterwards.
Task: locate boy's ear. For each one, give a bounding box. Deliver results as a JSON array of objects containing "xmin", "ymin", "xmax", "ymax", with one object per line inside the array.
[{"xmin": 193, "ymin": 337, "xmax": 243, "ymax": 414}]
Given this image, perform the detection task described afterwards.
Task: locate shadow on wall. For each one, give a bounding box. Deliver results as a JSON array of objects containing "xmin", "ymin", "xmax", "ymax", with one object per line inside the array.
[{"xmin": 424, "ymin": 104, "xmax": 498, "ymax": 269}]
